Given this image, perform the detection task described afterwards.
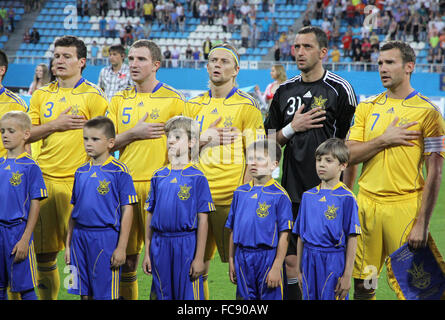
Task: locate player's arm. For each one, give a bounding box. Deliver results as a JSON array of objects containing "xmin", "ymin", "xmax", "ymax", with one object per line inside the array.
[
  {"xmin": 228, "ymin": 229, "xmax": 237, "ymax": 285},
  {"xmin": 29, "ymin": 106, "xmax": 87, "ymax": 143},
  {"xmin": 142, "ymin": 212, "xmax": 154, "ymax": 275},
  {"xmin": 111, "ymin": 204, "xmax": 133, "ymax": 269},
  {"xmin": 189, "ymin": 212, "xmax": 208, "ymax": 280},
  {"xmin": 12, "ymin": 199, "xmax": 40, "ymax": 263},
  {"xmin": 335, "ymin": 235, "xmax": 357, "ymax": 300},
  {"xmin": 347, "ymin": 116, "xmax": 421, "ymax": 165},
  {"xmin": 275, "ymin": 104, "xmax": 326, "ymax": 146},
  {"xmin": 266, "ymin": 230, "xmax": 289, "ymax": 288},
  {"xmin": 112, "ymin": 112, "xmax": 165, "ymax": 151},
  {"xmin": 64, "ymin": 214, "xmax": 75, "ymax": 265},
  {"xmin": 295, "ymin": 236, "xmax": 304, "ymax": 291},
  {"xmin": 407, "ymin": 152, "xmax": 443, "ymax": 249}
]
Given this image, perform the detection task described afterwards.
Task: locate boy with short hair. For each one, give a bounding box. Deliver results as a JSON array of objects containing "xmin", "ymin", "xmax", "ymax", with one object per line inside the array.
[
  {"xmin": 293, "ymin": 138, "xmax": 361, "ymax": 300},
  {"xmin": 225, "ymin": 139, "xmax": 293, "ymax": 300},
  {"xmin": 65, "ymin": 116, "xmax": 137, "ymax": 300},
  {"xmin": 0, "ymin": 111, "xmax": 47, "ymax": 300},
  {"xmin": 142, "ymin": 116, "xmax": 214, "ymax": 300}
]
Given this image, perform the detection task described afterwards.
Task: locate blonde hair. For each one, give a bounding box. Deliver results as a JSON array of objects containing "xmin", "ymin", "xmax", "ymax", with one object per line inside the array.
[
  {"xmin": 273, "ymin": 64, "xmax": 287, "ymax": 83},
  {"xmin": 165, "ymin": 116, "xmax": 200, "ymax": 162},
  {"xmin": 0, "ymin": 111, "xmax": 32, "ymax": 131}
]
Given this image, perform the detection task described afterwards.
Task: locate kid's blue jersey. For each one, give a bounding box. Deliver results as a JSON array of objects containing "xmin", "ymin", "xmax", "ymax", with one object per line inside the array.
[
  {"xmin": 71, "ymin": 156, "xmax": 138, "ymax": 230},
  {"xmin": 225, "ymin": 179, "xmax": 293, "ymax": 248},
  {"xmin": 146, "ymin": 163, "xmax": 215, "ymax": 233},
  {"xmin": 0, "ymin": 153, "xmax": 47, "ymax": 225},
  {"xmin": 293, "ymin": 182, "xmax": 361, "ymax": 248}
]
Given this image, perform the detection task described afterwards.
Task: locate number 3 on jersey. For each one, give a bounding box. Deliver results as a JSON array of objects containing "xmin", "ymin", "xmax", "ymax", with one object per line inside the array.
[
  {"xmin": 44, "ymin": 102, "xmax": 54, "ymax": 118},
  {"xmin": 287, "ymin": 96, "xmax": 302, "ymax": 116}
]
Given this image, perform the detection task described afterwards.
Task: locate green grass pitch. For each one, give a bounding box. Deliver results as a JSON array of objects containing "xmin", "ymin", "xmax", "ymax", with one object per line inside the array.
[{"xmin": 53, "ymin": 162, "xmax": 445, "ymax": 300}]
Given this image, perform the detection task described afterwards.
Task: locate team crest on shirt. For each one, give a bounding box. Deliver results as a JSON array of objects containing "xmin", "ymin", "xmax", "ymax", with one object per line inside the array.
[
  {"xmin": 150, "ymin": 108, "xmax": 160, "ymax": 120},
  {"xmin": 9, "ymin": 171, "xmax": 23, "ymax": 186},
  {"xmin": 407, "ymin": 262, "xmax": 431, "ymax": 289},
  {"xmin": 312, "ymin": 95, "xmax": 328, "ymax": 110},
  {"xmin": 97, "ymin": 179, "xmax": 111, "ymax": 195},
  {"xmin": 324, "ymin": 204, "xmax": 338, "ymax": 220},
  {"xmin": 70, "ymin": 105, "xmax": 80, "ymax": 115},
  {"xmin": 224, "ymin": 116, "xmax": 234, "ymax": 127},
  {"xmin": 256, "ymin": 201, "xmax": 271, "ymax": 218},
  {"xmin": 178, "ymin": 184, "xmax": 191, "ymax": 200}
]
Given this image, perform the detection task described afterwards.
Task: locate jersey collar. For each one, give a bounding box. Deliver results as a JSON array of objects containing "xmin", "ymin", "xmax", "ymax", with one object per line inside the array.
[
  {"xmin": 134, "ymin": 81, "xmax": 163, "ymax": 94},
  {"xmin": 0, "ymin": 85, "xmax": 5, "ymax": 95},
  {"xmin": 248, "ymin": 178, "xmax": 276, "ymax": 189},
  {"xmin": 316, "ymin": 181, "xmax": 344, "ymax": 191},
  {"xmin": 89, "ymin": 155, "xmax": 115, "ymax": 167},
  {"xmin": 208, "ymin": 86, "xmax": 237, "ymax": 99},
  {"xmin": 166, "ymin": 162, "xmax": 195, "ymax": 172}
]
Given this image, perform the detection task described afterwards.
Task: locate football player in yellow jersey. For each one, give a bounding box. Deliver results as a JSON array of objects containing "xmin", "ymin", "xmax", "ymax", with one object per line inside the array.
[
  {"xmin": 107, "ymin": 40, "xmax": 185, "ymax": 300},
  {"xmin": 28, "ymin": 36, "xmax": 109, "ymax": 300},
  {"xmin": 346, "ymin": 41, "xmax": 444, "ymax": 300},
  {"xmin": 0, "ymin": 50, "xmax": 28, "ymax": 159},
  {"xmin": 184, "ymin": 43, "xmax": 266, "ymax": 299}
]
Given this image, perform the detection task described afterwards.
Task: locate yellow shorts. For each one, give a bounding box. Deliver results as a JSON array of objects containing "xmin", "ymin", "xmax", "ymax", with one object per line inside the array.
[
  {"xmin": 352, "ymin": 190, "xmax": 421, "ymax": 280},
  {"xmin": 204, "ymin": 205, "xmax": 231, "ymax": 263},
  {"xmin": 126, "ymin": 180, "xmax": 150, "ymax": 256},
  {"xmin": 34, "ymin": 177, "xmax": 73, "ymax": 254}
]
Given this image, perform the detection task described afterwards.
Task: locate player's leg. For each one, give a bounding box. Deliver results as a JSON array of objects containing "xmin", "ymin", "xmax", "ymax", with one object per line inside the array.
[
  {"xmin": 90, "ymin": 229, "xmax": 120, "ymax": 300},
  {"xmin": 234, "ymin": 247, "xmax": 256, "ymax": 300},
  {"xmin": 259, "ymin": 248, "xmax": 285, "ymax": 300},
  {"xmin": 34, "ymin": 179, "xmax": 73, "ymax": 300},
  {"xmin": 174, "ymin": 232, "xmax": 204, "ymax": 300},
  {"xmin": 149, "ymin": 232, "xmax": 173, "ymax": 300},
  {"xmin": 285, "ymin": 203, "xmax": 302, "ymax": 300},
  {"xmin": 320, "ymin": 250, "xmax": 346, "ymax": 300},
  {"xmin": 120, "ymin": 181, "xmax": 149, "ymax": 300},
  {"xmin": 66, "ymin": 227, "xmax": 90, "ymax": 299},
  {"xmin": 203, "ymin": 205, "xmax": 231, "ymax": 300},
  {"xmin": 352, "ymin": 193, "xmax": 385, "ymax": 300}
]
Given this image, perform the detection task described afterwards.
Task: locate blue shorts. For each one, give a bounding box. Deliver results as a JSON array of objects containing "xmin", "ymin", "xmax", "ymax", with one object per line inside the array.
[
  {"xmin": 67, "ymin": 226, "xmax": 120, "ymax": 300},
  {"xmin": 150, "ymin": 230, "xmax": 204, "ymax": 300},
  {"xmin": 235, "ymin": 246, "xmax": 284, "ymax": 300},
  {"xmin": 0, "ymin": 223, "xmax": 37, "ymax": 292},
  {"xmin": 300, "ymin": 244, "xmax": 346, "ymax": 300}
]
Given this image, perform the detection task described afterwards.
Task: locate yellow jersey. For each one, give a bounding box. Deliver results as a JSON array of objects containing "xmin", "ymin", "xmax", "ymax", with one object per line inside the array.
[
  {"xmin": 28, "ymin": 78, "xmax": 108, "ymax": 179},
  {"xmin": 347, "ymin": 91, "xmax": 445, "ymax": 197},
  {"xmin": 0, "ymin": 85, "xmax": 28, "ymax": 158},
  {"xmin": 107, "ymin": 83, "xmax": 185, "ymax": 182},
  {"xmin": 184, "ymin": 87, "xmax": 266, "ymax": 205}
]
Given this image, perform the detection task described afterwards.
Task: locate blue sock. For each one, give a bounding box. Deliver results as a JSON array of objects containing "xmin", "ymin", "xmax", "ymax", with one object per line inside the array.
[
  {"xmin": 0, "ymin": 288, "xmax": 7, "ymax": 300},
  {"xmin": 20, "ymin": 288, "xmax": 37, "ymax": 300}
]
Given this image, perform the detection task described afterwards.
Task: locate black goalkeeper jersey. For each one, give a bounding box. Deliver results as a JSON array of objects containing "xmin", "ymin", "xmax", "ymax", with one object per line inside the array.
[{"xmin": 264, "ymin": 70, "xmax": 357, "ymax": 204}]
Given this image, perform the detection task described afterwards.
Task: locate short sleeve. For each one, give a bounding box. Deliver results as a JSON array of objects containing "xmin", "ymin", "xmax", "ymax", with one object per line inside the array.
[
  {"xmin": 118, "ymin": 171, "xmax": 138, "ymax": 205},
  {"xmin": 342, "ymin": 195, "xmax": 361, "ymax": 236},
  {"xmin": 70, "ymin": 171, "xmax": 79, "ymax": 205},
  {"xmin": 292, "ymin": 194, "xmax": 306, "ymax": 236},
  {"xmin": 106, "ymin": 95, "xmax": 119, "ymax": 131},
  {"xmin": 28, "ymin": 164, "xmax": 47, "ymax": 200},
  {"xmin": 264, "ymin": 90, "xmax": 284, "ymax": 132},
  {"xmin": 145, "ymin": 175, "xmax": 156, "ymax": 213},
  {"xmin": 277, "ymin": 194, "xmax": 294, "ymax": 232},
  {"xmin": 335, "ymin": 82, "xmax": 357, "ymax": 139},
  {"xmin": 423, "ymin": 108, "xmax": 445, "ymax": 158},
  {"xmin": 89, "ymin": 91, "xmax": 109, "ymax": 118},
  {"xmin": 196, "ymin": 175, "xmax": 215, "ymax": 214},
  {"xmin": 28, "ymin": 92, "xmax": 42, "ymax": 126},
  {"xmin": 242, "ymin": 104, "xmax": 266, "ymax": 148},
  {"xmin": 346, "ymin": 101, "xmax": 367, "ymax": 142}
]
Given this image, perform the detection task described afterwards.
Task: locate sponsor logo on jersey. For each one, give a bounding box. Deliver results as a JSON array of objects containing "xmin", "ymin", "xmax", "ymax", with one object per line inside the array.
[{"xmin": 303, "ymin": 91, "xmax": 312, "ymax": 98}]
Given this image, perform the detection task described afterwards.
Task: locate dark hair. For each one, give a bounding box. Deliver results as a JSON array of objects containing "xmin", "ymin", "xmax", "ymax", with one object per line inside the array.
[
  {"xmin": 109, "ymin": 44, "xmax": 126, "ymax": 57},
  {"xmin": 247, "ymin": 139, "xmax": 282, "ymax": 164},
  {"xmin": 130, "ymin": 39, "xmax": 162, "ymax": 64},
  {"xmin": 297, "ymin": 26, "xmax": 328, "ymax": 49},
  {"xmin": 315, "ymin": 138, "xmax": 349, "ymax": 164},
  {"xmin": 84, "ymin": 116, "xmax": 116, "ymax": 139},
  {"xmin": 54, "ymin": 36, "xmax": 87, "ymax": 71},
  {"xmin": 380, "ymin": 41, "xmax": 416, "ymax": 64},
  {"xmin": 0, "ymin": 49, "xmax": 8, "ymax": 80}
]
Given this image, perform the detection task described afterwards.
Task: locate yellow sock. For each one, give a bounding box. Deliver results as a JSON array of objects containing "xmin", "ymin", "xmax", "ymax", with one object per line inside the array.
[
  {"xmin": 120, "ymin": 272, "xmax": 138, "ymax": 300},
  {"xmin": 36, "ymin": 260, "xmax": 60, "ymax": 300},
  {"xmin": 202, "ymin": 273, "xmax": 209, "ymax": 300},
  {"xmin": 7, "ymin": 288, "xmax": 21, "ymax": 300}
]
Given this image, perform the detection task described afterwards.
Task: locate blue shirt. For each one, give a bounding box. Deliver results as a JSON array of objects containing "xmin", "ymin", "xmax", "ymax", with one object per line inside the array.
[
  {"xmin": 225, "ymin": 179, "xmax": 293, "ymax": 248},
  {"xmin": 71, "ymin": 156, "xmax": 137, "ymax": 230},
  {"xmin": 0, "ymin": 153, "xmax": 47, "ymax": 225},
  {"xmin": 146, "ymin": 163, "xmax": 214, "ymax": 233},
  {"xmin": 293, "ymin": 182, "xmax": 361, "ymax": 248}
]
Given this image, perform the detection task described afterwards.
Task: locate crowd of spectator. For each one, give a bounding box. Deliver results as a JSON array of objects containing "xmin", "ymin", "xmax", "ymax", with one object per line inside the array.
[{"xmin": 0, "ymin": 6, "xmax": 16, "ymax": 34}]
